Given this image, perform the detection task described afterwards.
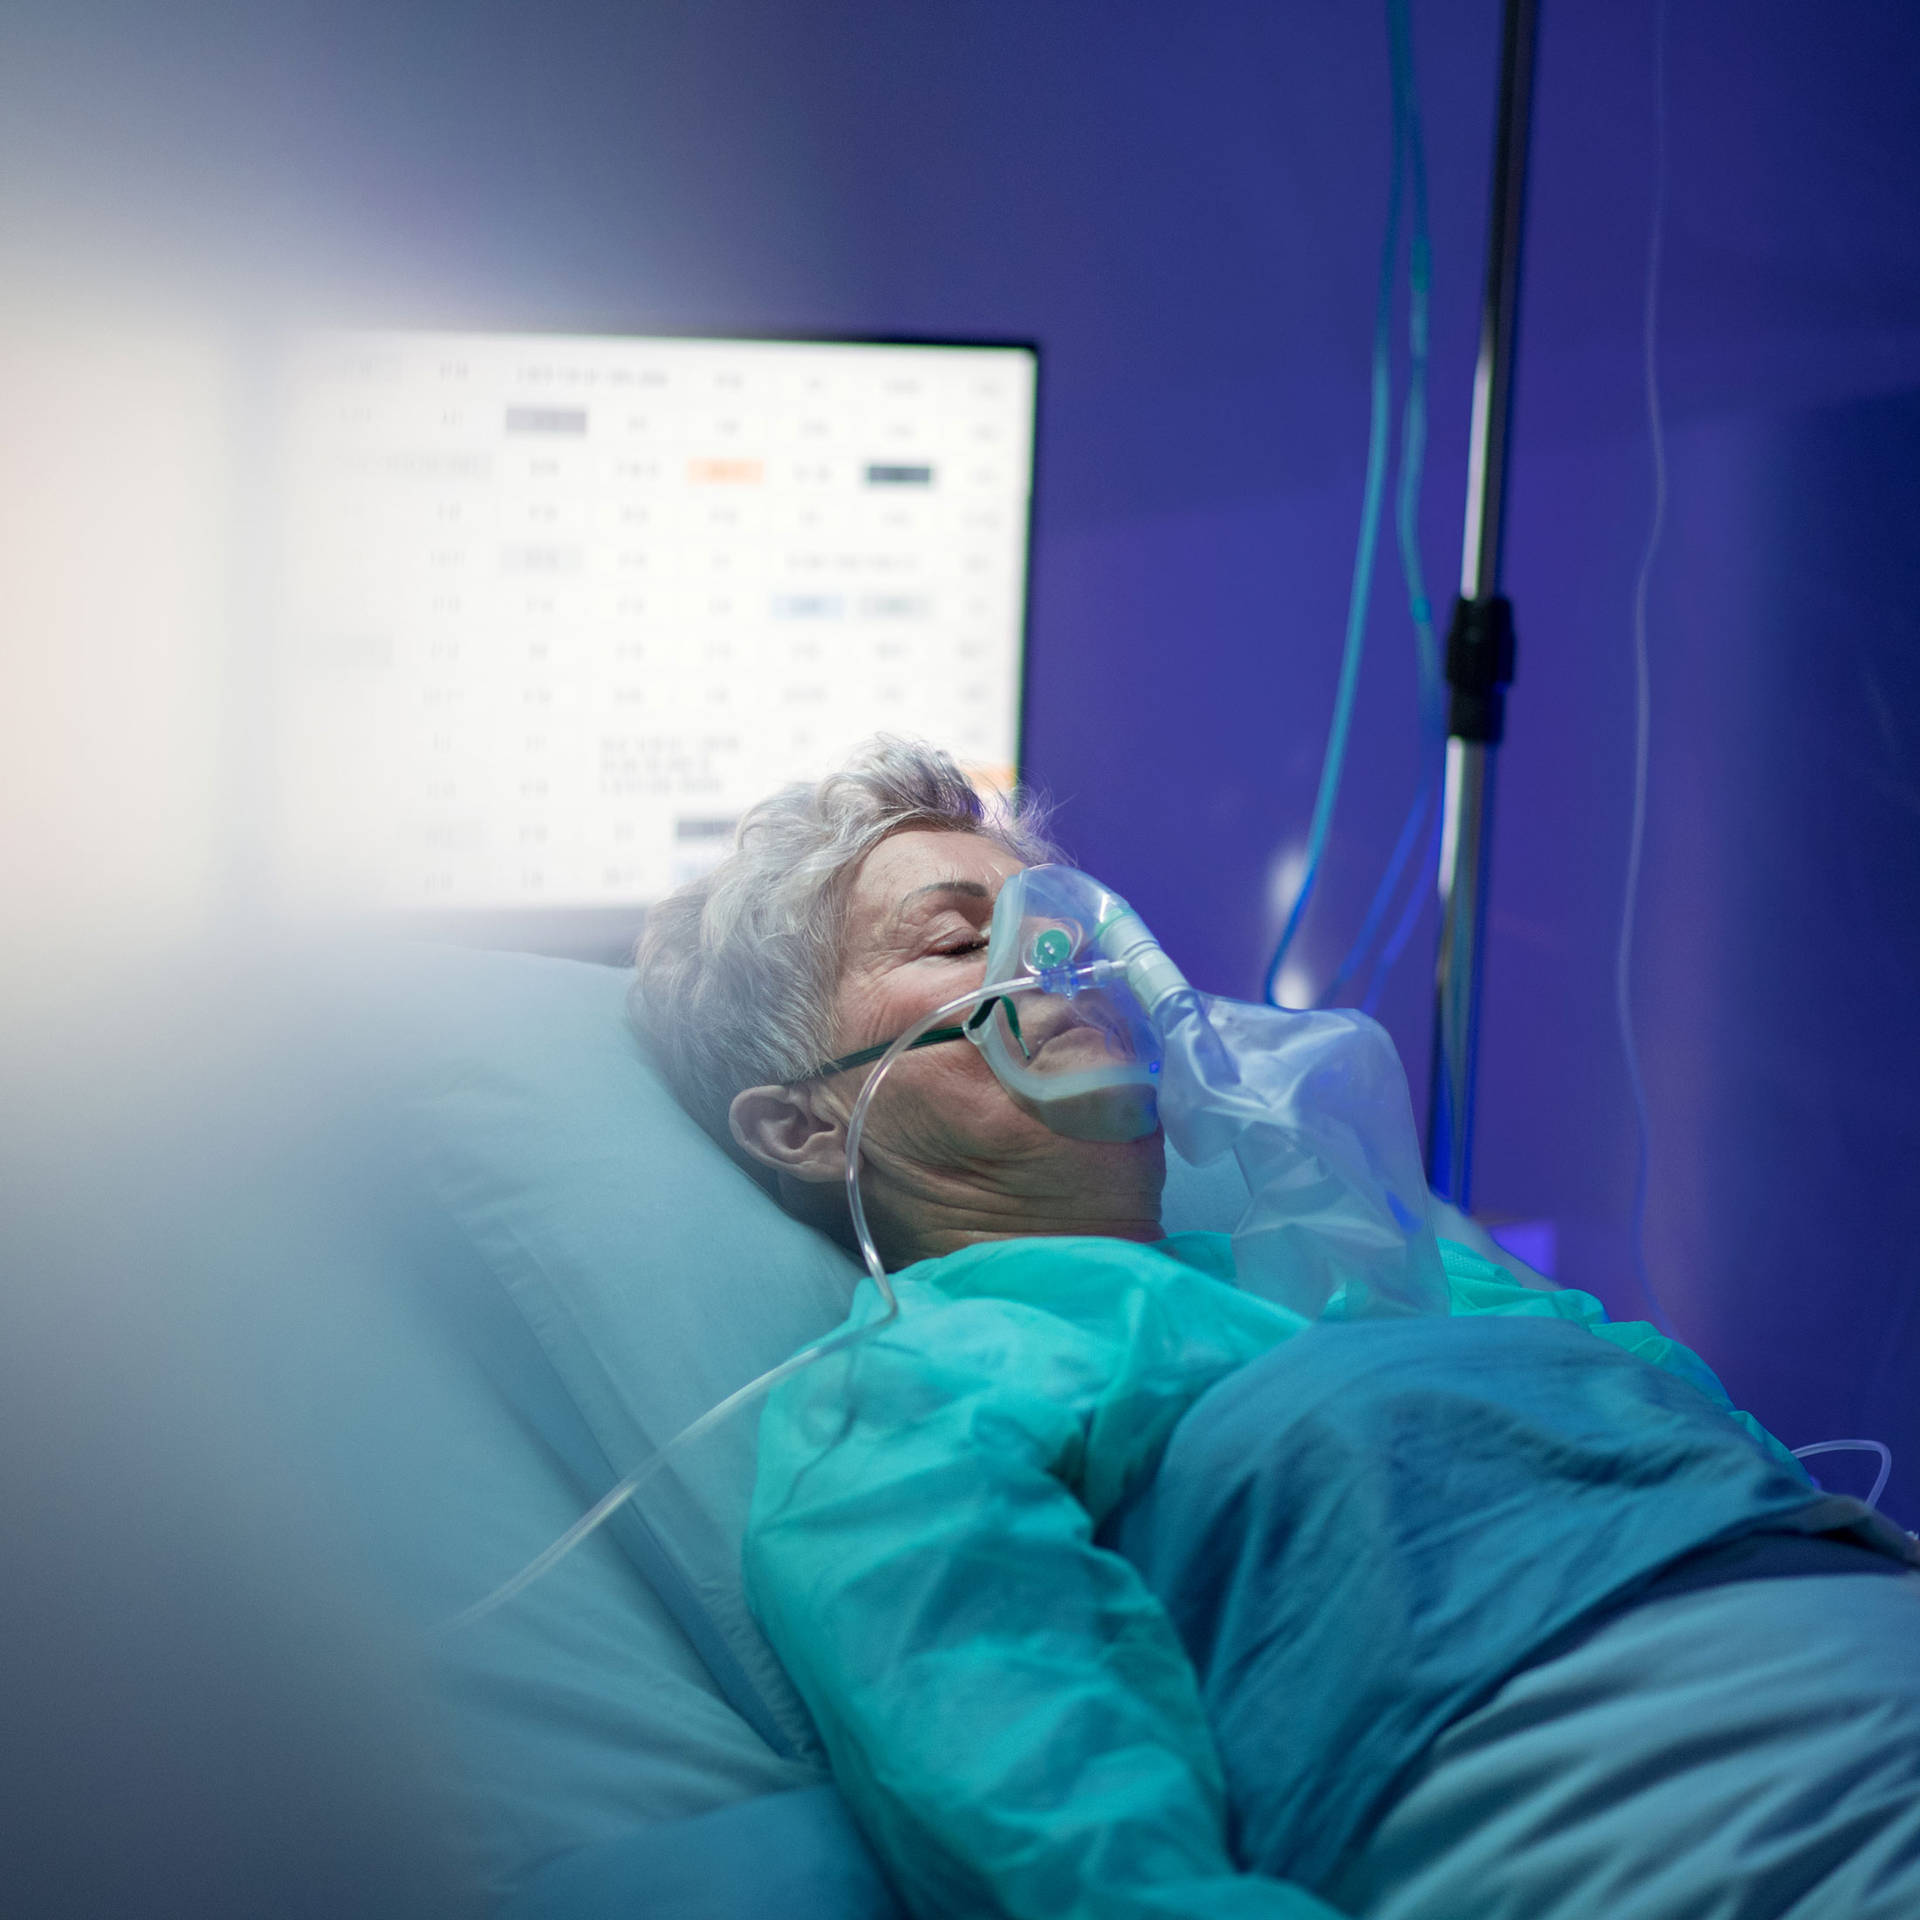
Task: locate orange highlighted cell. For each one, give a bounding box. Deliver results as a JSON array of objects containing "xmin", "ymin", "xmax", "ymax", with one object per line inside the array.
[{"xmin": 687, "ymin": 456, "xmax": 765, "ymax": 485}]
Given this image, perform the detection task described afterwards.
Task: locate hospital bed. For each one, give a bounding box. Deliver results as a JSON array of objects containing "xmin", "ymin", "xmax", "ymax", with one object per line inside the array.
[{"xmin": 290, "ymin": 940, "xmax": 1548, "ymax": 1919}]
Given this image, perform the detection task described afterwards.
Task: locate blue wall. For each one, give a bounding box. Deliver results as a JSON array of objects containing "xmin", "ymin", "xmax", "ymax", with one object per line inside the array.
[{"xmin": 8, "ymin": 0, "xmax": 1917, "ymax": 1516}]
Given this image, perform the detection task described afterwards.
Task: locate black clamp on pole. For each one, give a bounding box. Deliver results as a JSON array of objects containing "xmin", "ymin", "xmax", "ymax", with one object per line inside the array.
[{"xmin": 1443, "ymin": 594, "xmax": 1517, "ymax": 746}]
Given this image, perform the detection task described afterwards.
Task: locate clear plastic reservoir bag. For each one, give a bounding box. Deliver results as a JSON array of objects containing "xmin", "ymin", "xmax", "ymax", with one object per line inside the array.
[{"xmin": 1154, "ymin": 992, "xmax": 1448, "ymax": 1321}]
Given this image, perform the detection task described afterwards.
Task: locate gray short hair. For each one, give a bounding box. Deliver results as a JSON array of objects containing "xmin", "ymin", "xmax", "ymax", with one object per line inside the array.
[{"xmin": 630, "ymin": 737, "xmax": 1063, "ymax": 1149}]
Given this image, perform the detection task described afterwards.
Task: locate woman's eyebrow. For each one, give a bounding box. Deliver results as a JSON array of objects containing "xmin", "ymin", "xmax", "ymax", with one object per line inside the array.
[
  {"xmin": 886, "ymin": 878, "xmax": 992, "ymax": 936},
  {"xmin": 902, "ymin": 879, "xmax": 992, "ymax": 906}
]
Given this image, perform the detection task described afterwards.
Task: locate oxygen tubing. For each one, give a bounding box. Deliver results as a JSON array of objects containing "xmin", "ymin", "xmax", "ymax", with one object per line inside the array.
[{"xmin": 438, "ymin": 978, "xmax": 1045, "ymax": 1632}]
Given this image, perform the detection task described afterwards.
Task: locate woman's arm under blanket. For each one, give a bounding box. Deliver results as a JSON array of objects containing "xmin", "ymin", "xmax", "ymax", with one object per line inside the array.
[{"xmin": 745, "ymin": 1236, "xmax": 1338, "ymax": 1920}]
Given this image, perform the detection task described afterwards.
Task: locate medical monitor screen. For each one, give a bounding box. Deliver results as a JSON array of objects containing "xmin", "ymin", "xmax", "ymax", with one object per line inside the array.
[{"xmin": 274, "ymin": 330, "xmax": 1036, "ymax": 914}]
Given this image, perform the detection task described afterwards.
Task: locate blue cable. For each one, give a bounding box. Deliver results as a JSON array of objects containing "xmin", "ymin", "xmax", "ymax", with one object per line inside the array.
[
  {"xmin": 1362, "ymin": 806, "xmax": 1443, "ymax": 1015},
  {"xmin": 1325, "ymin": 782, "xmax": 1431, "ymax": 1007},
  {"xmin": 1264, "ymin": 3, "xmax": 1405, "ymax": 1008},
  {"xmin": 1354, "ymin": 218, "xmax": 1444, "ymax": 1022},
  {"xmin": 1319, "ymin": 0, "xmax": 1443, "ymax": 1012}
]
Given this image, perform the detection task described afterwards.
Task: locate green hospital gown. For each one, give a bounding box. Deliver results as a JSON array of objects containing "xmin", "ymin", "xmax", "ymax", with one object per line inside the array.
[{"xmin": 745, "ymin": 1234, "xmax": 1822, "ymax": 1920}]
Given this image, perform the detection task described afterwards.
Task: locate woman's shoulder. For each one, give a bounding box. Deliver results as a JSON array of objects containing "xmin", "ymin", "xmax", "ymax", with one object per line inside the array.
[
  {"xmin": 897, "ymin": 1231, "xmax": 1301, "ymax": 1352},
  {"xmin": 908, "ymin": 1229, "xmax": 1237, "ymax": 1299}
]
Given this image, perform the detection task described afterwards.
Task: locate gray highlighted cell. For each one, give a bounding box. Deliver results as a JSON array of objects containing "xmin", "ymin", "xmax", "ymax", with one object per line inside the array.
[
  {"xmin": 674, "ymin": 817, "xmax": 738, "ymax": 841},
  {"xmin": 772, "ymin": 593, "xmax": 846, "ymax": 618},
  {"xmin": 506, "ymin": 406, "xmax": 589, "ymax": 435},
  {"xmin": 864, "ymin": 463, "xmax": 934, "ymax": 486}
]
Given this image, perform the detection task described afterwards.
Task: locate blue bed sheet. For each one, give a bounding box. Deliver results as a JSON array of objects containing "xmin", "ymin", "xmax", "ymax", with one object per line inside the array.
[{"xmin": 499, "ymin": 1785, "xmax": 904, "ymax": 1920}]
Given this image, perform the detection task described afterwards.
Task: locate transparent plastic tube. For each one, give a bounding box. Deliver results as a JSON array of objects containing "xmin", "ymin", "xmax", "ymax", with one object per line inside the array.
[
  {"xmin": 440, "ymin": 976, "xmax": 1047, "ymax": 1633},
  {"xmin": 1791, "ymin": 1438, "xmax": 1893, "ymax": 1511},
  {"xmin": 841, "ymin": 978, "xmax": 1052, "ymax": 1288},
  {"xmin": 1616, "ymin": 0, "xmax": 1674, "ymax": 1337}
]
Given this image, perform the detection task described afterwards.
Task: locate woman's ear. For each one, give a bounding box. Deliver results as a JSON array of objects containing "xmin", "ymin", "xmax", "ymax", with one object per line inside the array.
[{"xmin": 728, "ymin": 1083, "xmax": 848, "ymax": 1184}]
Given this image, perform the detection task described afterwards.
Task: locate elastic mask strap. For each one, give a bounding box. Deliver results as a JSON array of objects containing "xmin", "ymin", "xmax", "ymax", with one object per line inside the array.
[{"xmin": 805, "ymin": 995, "xmax": 1007, "ymax": 1080}]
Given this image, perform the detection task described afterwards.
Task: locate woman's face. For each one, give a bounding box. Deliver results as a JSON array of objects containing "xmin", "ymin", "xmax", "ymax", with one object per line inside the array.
[
  {"xmin": 827, "ymin": 824, "xmax": 1020, "ymax": 1121},
  {"xmin": 822, "ymin": 827, "xmax": 1164, "ymax": 1206}
]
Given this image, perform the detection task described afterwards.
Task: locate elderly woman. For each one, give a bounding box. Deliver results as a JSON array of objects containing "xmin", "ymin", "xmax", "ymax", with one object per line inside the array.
[{"xmin": 633, "ymin": 739, "xmax": 1920, "ymax": 1920}]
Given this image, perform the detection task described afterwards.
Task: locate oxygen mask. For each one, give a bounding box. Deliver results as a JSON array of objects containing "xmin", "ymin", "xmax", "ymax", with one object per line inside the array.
[
  {"xmin": 956, "ymin": 862, "xmax": 1448, "ymax": 1322},
  {"xmin": 965, "ymin": 865, "xmax": 1191, "ymax": 1144}
]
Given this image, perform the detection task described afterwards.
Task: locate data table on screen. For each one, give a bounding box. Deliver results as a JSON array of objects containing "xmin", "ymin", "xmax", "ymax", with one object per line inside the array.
[{"xmin": 273, "ymin": 331, "xmax": 1035, "ymax": 911}]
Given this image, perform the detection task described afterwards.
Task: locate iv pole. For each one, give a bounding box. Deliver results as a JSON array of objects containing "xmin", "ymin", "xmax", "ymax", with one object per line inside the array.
[{"xmin": 1426, "ymin": 0, "xmax": 1537, "ymax": 1206}]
